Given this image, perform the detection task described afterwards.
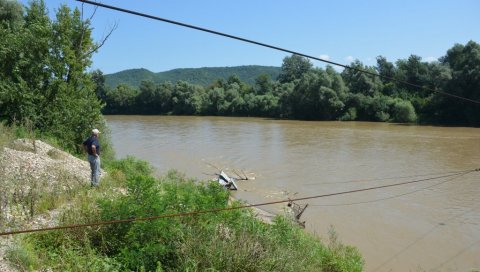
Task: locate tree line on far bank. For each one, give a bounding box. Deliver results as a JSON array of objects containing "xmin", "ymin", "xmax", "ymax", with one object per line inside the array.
[{"xmin": 96, "ymin": 41, "xmax": 480, "ymax": 126}]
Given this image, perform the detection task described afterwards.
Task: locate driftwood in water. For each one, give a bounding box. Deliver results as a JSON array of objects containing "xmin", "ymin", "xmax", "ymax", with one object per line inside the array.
[{"xmin": 233, "ymin": 169, "xmax": 249, "ymax": 181}]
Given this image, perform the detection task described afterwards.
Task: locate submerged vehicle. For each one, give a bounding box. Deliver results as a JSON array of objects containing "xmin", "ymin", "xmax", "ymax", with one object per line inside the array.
[{"xmin": 217, "ymin": 171, "xmax": 238, "ymax": 190}]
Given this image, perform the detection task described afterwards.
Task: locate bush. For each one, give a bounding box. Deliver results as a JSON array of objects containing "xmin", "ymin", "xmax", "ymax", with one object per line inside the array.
[
  {"xmin": 339, "ymin": 107, "xmax": 357, "ymax": 121},
  {"xmin": 104, "ymin": 156, "xmax": 153, "ymax": 180},
  {"xmin": 6, "ymin": 239, "xmax": 41, "ymax": 271},
  {"xmin": 93, "ymin": 171, "xmax": 363, "ymax": 271},
  {"xmin": 392, "ymin": 100, "xmax": 417, "ymax": 123}
]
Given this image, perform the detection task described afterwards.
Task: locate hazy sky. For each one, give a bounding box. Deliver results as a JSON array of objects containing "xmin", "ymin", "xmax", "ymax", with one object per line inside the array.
[{"xmin": 20, "ymin": 0, "xmax": 480, "ymax": 74}]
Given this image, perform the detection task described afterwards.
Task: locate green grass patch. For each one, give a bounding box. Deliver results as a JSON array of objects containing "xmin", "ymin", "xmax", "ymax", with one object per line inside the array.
[
  {"xmin": 6, "ymin": 239, "xmax": 41, "ymax": 271},
  {"xmin": 46, "ymin": 149, "xmax": 65, "ymax": 160},
  {"xmin": 0, "ymin": 122, "xmax": 15, "ymax": 150}
]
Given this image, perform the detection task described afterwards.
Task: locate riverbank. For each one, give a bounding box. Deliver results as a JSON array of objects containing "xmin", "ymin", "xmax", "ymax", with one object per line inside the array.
[
  {"xmin": 0, "ymin": 138, "xmax": 274, "ymax": 227},
  {"xmin": 0, "ymin": 136, "xmax": 363, "ymax": 271}
]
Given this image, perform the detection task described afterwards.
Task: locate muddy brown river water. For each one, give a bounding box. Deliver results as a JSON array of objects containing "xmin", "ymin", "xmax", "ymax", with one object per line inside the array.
[{"xmin": 106, "ymin": 115, "xmax": 480, "ymax": 271}]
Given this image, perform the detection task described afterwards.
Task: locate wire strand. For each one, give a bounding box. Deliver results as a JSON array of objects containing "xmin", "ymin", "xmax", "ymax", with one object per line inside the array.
[
  {"xmin": 76, "ymin": 0, "xmax": 480, "ymax": 105},
  {"xmin": 303, "ymin": 169, "xmax": 471, "ymax": 186},
  {"xmin": 372, "ymin": 206, "xmax": 479, "ymax": 272},
  {"xmin": 310, "ymin": 170, "xmax": 473, "ymax": 207},
  {"xmin": 0, "ymin": 168, "xmax": 477, "ymax": 237}
]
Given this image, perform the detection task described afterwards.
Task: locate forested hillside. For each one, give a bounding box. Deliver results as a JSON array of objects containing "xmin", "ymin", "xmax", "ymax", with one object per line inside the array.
[{"xmin": 105, "ymin": 65, "xmax": 282, "ymax": 88}]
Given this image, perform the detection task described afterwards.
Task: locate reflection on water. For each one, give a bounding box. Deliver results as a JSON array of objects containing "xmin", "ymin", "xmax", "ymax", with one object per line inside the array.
[{"xmin": 106, "ymin": 115, "xmax": 480, "ymax": 272}]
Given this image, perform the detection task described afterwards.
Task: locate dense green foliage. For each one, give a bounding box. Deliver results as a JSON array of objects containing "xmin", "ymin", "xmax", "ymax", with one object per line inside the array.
[
  {"xmin": 101, "ymin": 42, "xmax": 480, "ymax": 126},
  {"xmin": 428, "ymin": 42, "xmax": 480, "ymax": 125},
  {"xmin": 105, "ymin": 66, "xmax": 282, "ymax": 88},
  {"xmin": 0, "ymin": 0, "xmax": 105, "ymax": 151},
  {"xmin": 7, "ymin": 157, "xmax": 362, "ymax": 271}
]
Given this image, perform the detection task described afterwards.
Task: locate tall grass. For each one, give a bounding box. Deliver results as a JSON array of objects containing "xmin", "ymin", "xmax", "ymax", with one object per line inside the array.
[
  {"xmin": 0, "ymin": 164, "xmax": 88, "ymax": 231},
  {"xmin": 0, "ymin": 122, "xmax": 15, "ymax": 150}
]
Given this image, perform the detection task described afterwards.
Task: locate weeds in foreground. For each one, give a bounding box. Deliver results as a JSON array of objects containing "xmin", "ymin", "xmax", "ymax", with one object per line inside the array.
[
  {"xmin": 0, "ymin": 165, "xmax": 87, "ymax": 231},
  {"xmin": 0, "ymin": 122, "xmax": 15, "ymax": 151},
  {"xmin": 5, "ymin": 239, "xmax": 41, "ymax": 271}
]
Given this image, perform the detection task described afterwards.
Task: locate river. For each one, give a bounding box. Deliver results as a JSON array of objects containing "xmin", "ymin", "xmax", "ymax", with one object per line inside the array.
[{"xmin": 106, "ymin": 115, "xmax": 480, "ymax": 272}]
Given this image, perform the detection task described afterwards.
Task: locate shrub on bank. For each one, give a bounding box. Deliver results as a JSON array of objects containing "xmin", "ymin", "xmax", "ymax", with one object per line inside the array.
[{"xmin": 9, "ymin": 157, "xmax": 363, "ymax": 271}]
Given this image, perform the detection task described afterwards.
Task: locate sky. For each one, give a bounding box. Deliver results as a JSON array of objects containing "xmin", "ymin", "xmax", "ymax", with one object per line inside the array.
[{"xmin": 19, "ymin": 0, "xmax": 480, "ymax": 74}]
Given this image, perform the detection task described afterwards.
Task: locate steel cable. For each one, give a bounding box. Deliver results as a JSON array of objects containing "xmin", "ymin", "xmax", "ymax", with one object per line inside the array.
[{"xmin": 0, "ymin": 168, "xmax": 477, "ymax": 237}]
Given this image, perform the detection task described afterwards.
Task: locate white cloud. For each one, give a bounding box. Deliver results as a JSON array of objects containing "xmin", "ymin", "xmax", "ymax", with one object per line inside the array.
[
  {"xmin": 319, "ymin": 54, "xmax": 330, "ymax": 61},
  {"xmin": 332, "ymin": 65, "xmax": 345, "ymax": 72},
  {"xmin": 424, "ymin": 56, "xmax": 438, "ymax": 62},
  {"xmin": 345, "ymin": 56, "xmax": 354, "ymax": 62}
]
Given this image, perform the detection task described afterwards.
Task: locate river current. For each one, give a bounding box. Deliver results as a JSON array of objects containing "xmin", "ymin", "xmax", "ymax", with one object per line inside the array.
[{"xmin": 106, "ymin": 115, "xmax": 480, "ymax": 271}]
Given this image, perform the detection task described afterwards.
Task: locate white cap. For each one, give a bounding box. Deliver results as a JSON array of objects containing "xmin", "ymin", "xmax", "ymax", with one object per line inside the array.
[{"xmin": 92, "ymin": 128, "xmax": 100, "ymax": 135}]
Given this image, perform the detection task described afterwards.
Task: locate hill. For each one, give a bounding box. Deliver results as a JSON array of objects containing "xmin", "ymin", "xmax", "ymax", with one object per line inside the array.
[{"xmin": 105, "ymin": 65, "xmax": 281, "ymax": 88}]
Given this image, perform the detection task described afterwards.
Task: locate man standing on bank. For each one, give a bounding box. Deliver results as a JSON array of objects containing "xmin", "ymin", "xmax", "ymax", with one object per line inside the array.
[{"xmin": 83, "ymin": 128, "xmax": 101, "ymax": 187}]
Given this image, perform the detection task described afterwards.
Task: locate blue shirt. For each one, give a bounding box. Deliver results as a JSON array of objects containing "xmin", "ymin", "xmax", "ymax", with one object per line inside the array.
[{"xmin": 83, "ymin": 136, "xmax": 100, "ymax": 156}]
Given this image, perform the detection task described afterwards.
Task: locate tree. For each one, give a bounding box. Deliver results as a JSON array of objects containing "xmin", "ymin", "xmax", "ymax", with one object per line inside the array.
[
  {"xmin": 254, "ymin": 74, "xmax": 273, "ymax": 95},
  {"xmin": 341, "ymin": 60, "xmax": 382, "ymax": 96},
  {"xmin": 222, "ymin": 82, "xmax": 242, "ymax": 115},
  {"xmin": 91, "ymin": 69, "xmax": 108, "ymax": 102},
  {"xmin": 136, "ymin": 80, "xmax": 159, "ymax": 114},
  {"xmin": 105, "ymin": 84, "xmax": 138, "ymax": 114},
  {"xmin": 431, "ymin": 41, "xmax": 480, "ymax": 125},
  {"xmin": 171, "ymin": 81, "xmax": 202, "ymax": 115},
  {"xmin": 227, "ymin": 75, "xmax": 241, "ymax": 85},
  {"xmin": 391, "ymin": 100, "xmax": 416, "ymax": 123},
  {"xmin": 376, "ymin": 56, "xmax": 396, "ymax": 81},
  {"xmin": 370, "ymin": 95, "xmax": 393, "ymax": 121},
  {"xmin": 395, "ymin": 55, "xmax": 431, "ymax": 98},
  {"xmin": 376, "ymin": 56, "xmax": 397, "ymax": 95},
  {"xmin": 202, "ymin": 87, "xmax": 225, "ymax": 115},
  {"xmin": 0, "ymin": 0, "xmax": 108, "ymax": 150},
  {"xmin": 0, "ymin": 0, "xmax": 24, "ymax": 28},
  {"xmin": 278, "ymin": 54, "xmax": 313, "ymax": 83},
  {"xmin": 0, "ymin": 0, "xmax": 51, "ymax": 128},
  {"xmin": 289, "ymin": 69, "xmax": 345, "ymax": 120},
  {"xmin": 250, "ymin": 93, "xmax": 280, "ymax": 117}
]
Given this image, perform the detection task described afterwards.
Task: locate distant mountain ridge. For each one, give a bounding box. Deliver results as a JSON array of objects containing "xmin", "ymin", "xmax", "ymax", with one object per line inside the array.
[{"xmin": 104, "ymin": 65, "xmax": 281, "ymax": 88}]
